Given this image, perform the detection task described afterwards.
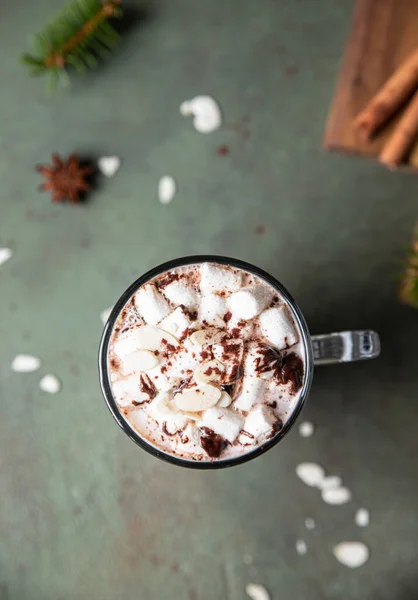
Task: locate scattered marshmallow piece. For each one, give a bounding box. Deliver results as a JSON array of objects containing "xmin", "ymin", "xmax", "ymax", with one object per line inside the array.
[
  {"xmin": 200, "ymin": 263, "xmax": 242, "ymax": 294},
  {"xmin": 158, "ymin": 175, "xmax": 176, "ymax": 204},
  {"xmin": 199, "ymin": 407, "xmax": 244, "ymax": 443},
  {"xmin": 319, "ymin": 476, "xmax": 342, "ymax": 491},
  {"xmin": 159, "ymin": 306, "xmax": 191, "ymax": 339},
  {"xmin": 355, "ymin": 508, "xmax": 370, "ymax": 527},
  {"xmin": 322, "ymin": 486, "xmax": 352, "ymax": 505},
  {"xmin": 333, "ymin": 542, "xmax": 369, "ymax": 568},
  {"xmin": 305, "ymin": 518, "xmax": 315, "ymax": 530},
  {"xmin": 11, "ymin": 354, "xmax": 41, "ymax": 373},
  {"xmin": 163, "ymin": 280, "xmax": 198, "ymax": 310},
  {"xmin": 98, "ymin": 156, "xmax": 121, "ymax": 178},
  {"xmin": 243, "ymin": 405, "xmax": 276, "ymax": 442},
  {"xmin": 299, "ymin": 421, "xmax": 314, "ymax": 437},
  {"xmin": 259, "ymin": 306, "xmax": 298, "ymax": 350},
  {"xmin": 296, "ymin": 462, "xmax": 325, "ymax": 487},
  {"xmin": 245, "ymin": 583, "xmax": 270, "ymax": 600},
  {"xmin": 199, "ymin": 293, "xmax": 226, "ymax": 327},
  {"xmin": 0, "ymin": 247, "xmax": 13, "ymax": 267},
  {"xmin": 100, "ymin": 307, "xmax": 112, "ymax": 325},
  {"xmin": 296, "ymin": 539, "xmax": 307, "ymax": 556},
  {"xmin": 39, "ymin": 374, "xmax": 61, "ymax": 394},
  {"xmin": 180, "ymin": 96, "xmax": 222, "ymax": 133},
  {"xmin": 227, "ymin": 284, "xmax": 273, "ymax": 321},
  {"xmin": 135, "ymin": 284, "xmax": 171, "ymax": 325}
]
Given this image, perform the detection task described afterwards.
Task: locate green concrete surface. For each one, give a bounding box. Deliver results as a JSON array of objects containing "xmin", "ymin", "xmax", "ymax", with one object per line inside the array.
[{"xmin": 1, "ymin": 1, "xmax": 418, "ymax": 598}]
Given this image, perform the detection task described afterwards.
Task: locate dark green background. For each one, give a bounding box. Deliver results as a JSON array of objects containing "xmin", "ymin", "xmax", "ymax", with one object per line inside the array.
[{"xmin": 1, "ymin": 1, "xmax": 417, "ymax": 598}]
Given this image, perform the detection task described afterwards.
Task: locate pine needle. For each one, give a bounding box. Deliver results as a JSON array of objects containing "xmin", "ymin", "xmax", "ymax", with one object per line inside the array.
[{"xmin": 21, "ymin": 0, "xmax": 122, "ymax": 89}]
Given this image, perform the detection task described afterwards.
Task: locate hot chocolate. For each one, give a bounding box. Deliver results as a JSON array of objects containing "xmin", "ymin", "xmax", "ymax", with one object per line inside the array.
[{"xmin": 107, "ymin": 262, "xmax": 305, "ymax": 462}]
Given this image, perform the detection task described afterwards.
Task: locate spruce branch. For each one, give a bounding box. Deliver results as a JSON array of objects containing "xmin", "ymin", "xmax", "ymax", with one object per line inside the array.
[{"xmin": 21, "ymin": 0, "xmax": 122, "ymax": 89}]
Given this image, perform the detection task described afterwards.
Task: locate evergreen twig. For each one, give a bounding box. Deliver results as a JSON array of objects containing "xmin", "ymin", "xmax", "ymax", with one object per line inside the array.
[{"xmin": 21, "ymin": 0, "xmax": 122, "ymax": 89}]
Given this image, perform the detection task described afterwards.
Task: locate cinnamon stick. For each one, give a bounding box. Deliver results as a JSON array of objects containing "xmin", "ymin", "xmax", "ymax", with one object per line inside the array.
[
  {"xmin": 379, "ymin": 88, "xmax": 418, "ymax": 167},
  {"xmin": 354, "ymin": 48, "xmax": 418, "ymax": 140}
]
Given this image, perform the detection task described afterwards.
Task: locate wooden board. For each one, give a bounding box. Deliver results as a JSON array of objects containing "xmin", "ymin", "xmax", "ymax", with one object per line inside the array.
[{"xmin": 323, "ymin": 0, "xmax": 418, "ymax": 160}]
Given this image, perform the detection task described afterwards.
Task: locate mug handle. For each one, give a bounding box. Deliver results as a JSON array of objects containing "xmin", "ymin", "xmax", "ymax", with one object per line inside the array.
[{"xmin": 311, "ymin": 330, "xmax": 381, "ymax": 365}]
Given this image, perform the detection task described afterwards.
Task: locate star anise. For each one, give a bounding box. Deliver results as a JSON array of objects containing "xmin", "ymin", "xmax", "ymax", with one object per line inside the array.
[{"xmin": 37, "ymin": 153, "xmax": 94, "ymax": 203}]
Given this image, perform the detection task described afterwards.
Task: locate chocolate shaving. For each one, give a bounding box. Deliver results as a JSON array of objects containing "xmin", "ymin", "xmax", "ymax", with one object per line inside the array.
[
  {"xmin": 200, "ymin": 427, "xmax": 227, "ymax": 458},
  {"xmin": 161, "ymin": 338, "xmax": 177, "ymax": 353},
  {"xmin": 274, "ymin": 353, "xmax": 303, "ymax": 393},
  {"xmin": 223, "ymin": 311, "xmax": 232, "ymax": 323},
  {"xmin": 172, "ymin": 377, "xmax": 193, "ymax": 394},
  {"xmin": 139, "ymin": 374, "xmax": 157, "ymax": 401},
  {"xmin": 162, "ymin": 422, "xmax": 177, "ymax": 437},
  {"xmin": 156, "ymin": 272, "xmax": 180, "ymax": 289}
]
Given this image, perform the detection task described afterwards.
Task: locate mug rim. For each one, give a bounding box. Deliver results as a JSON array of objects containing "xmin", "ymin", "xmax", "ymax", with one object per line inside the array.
[{"xmin": 98, "ymin": 255, "xmax": 314, "ymax": 469}]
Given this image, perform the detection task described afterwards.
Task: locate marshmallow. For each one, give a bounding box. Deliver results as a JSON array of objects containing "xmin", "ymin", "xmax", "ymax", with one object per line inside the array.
[
  {"xmin": 243, "ymin": 342, "xmax": 275, "ymax": 376},
  {"xmin": 200, "ymin": 263, "xmax": 242, "ymax": 294},
  {"xmin": 11, "ymin": 354, "xmax": 41, "ymax": 373},
  {"xmin": 134, "ymin": 284, "xmax": 170, "ymax": 325},
  {"xmin": 227, "ymin": 284, "xmax": 273, "ymax": 321},
  {"xmin": 212, "ymin": 338, "xmax": 244, "ymax": 383},
  {"xmin": 163, "ymin": 280, "xmax": 198, "ymax": 310},
  {"xmin": 112, "ymin": 375, "xmax": 149, "ymax": 407},
  {"xmin": 159, "ymin": 307, "xmax": 191, "ymax": 339},
  {"xmin": 120, "ymin": 350, "xmax": 159, "ymax": 375},
  {"xmin": 162, "ymin": 413, "xmax": 189, "ymax": 435},
  {"xmin": 198, "ymin": 293, "xmax": 226, "ymax": 327},
  {"xmin": 165, "ymin": 348, "xmax": 199, "ymax": 380},
  {"xmin": 233, "ymin": 376, "xmax": 264, "ymax": 411},
  {"xmin": 147, "ymin": 365, "xmax": 172, "ymax": 392},
  {"xmin": 243, "ymin": 405, "xmax": 276, "ymax": 441},
  {"xmin": 259, "ymin": 306, "xmax": 299, "ymax": 349},
  {"xmin": 199, "ymin": 407, "xmax": 244, "ymax": 443}
]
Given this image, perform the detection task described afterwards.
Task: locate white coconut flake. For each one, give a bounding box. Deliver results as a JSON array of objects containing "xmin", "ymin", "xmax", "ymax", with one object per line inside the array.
[
  {"xmin": 246, "ymin": 583, "xmax": 270, "ymax": 600},
  {"xmin": 319, "ymin": 476, "xmax": 342, "ymax": 491},
  {"xmin": 98, "ymin": 156, "xmax": 121, "ymax": 178},
  {"xmin": 11, "ymin": 354, "xmax": 41, "ymax": 373},
  {"xmin": 0, "ymin": 247, "xmax": 13, "ymax": 267},
  {"xmin": 158, "ymin": 176, "xmax": 176, "ymax": 204},
  {"xmin": 355, "ymin": 508, "xmax": 370, "ymax": 527},
  {"xmin": 305, "ymin": 517, "xmax": 315, "ymax": 530},
  {"xmin": 100, "ymin": 307, "xmax": 113, "ymax": 325},
  {"xmin": 299, "ymin": 421, "xmax": 314, "ymax": 437},
  {"xmin": 296, "ymin": 539, "xmax": 307, "ymax": 555},
  {"xmin": 39, "ymin": 374, "xmax": 61, "ymax": 394},
  {"xmin": 333, "ymin": 541, "xmax": 369, "ymax": 568},
  {"xmin": 296, "ymin": 462, "xmax": 325, "ymax": 487},
  {"xmin": 322, "ymin": 486, "xmax": 352, "ymax": 505},
  {"xmin": 180, "ymin": 95, "xmax": 222, "ymax": 133}
]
